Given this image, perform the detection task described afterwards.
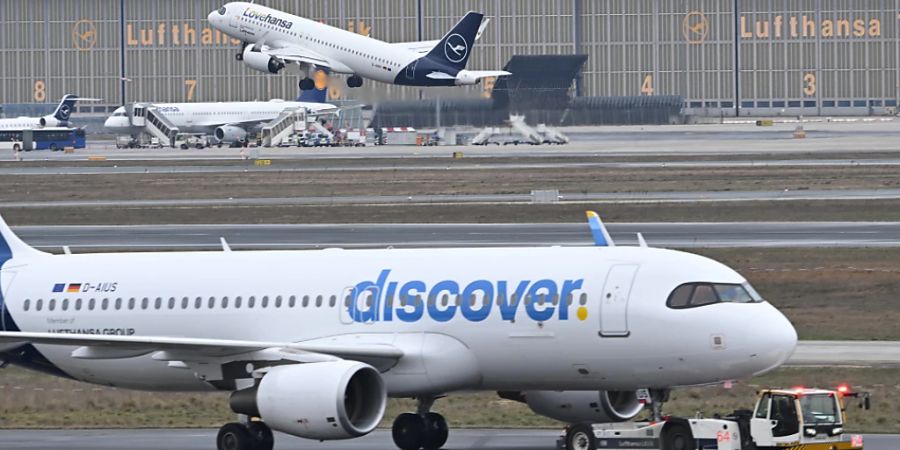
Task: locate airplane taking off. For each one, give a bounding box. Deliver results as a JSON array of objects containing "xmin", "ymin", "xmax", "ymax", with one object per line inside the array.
[
  {"xmin": 0, "ymin": 95, "xmax": 82, "ymax": 130},
  {"xmin": 0, "ymin": 213, "xmax": 796, "ymax": 450},
  {"xmin": 207, "ymin": 2, "xmax": 511, "ymax": 90},
  {"xmin": 104, "ymin": 100, "xmax": 337, "ymax": 144}
]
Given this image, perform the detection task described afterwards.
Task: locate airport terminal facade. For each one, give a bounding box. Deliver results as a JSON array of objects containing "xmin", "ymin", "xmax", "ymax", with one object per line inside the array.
[{"xmin": 1, "ymin": 0, "xmax": 898, "ymax": 116}]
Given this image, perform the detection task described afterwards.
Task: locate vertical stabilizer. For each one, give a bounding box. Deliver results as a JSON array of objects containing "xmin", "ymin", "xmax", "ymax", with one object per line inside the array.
[
  {"xmin": 424, "ymin": 12, "xmax": 484, "ymax": 70},
  {"xmin": 0, "ymin": 215, "xmax": 45, "ymax": 262}
]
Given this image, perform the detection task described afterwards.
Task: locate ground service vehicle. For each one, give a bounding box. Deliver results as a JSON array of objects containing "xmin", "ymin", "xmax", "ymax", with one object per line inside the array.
[{"xmin": 563, "ymin": 386, "xmax": 868, "ymax": 450}]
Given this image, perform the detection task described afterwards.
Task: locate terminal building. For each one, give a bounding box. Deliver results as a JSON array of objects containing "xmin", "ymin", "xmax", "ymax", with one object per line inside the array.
[{"xmin": 0, "ymin": 0, "xmax": 898, "ymax": 117}]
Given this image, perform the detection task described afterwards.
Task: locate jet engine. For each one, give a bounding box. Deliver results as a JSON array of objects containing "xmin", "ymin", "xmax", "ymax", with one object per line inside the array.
[
  {"xmin": 500, "ymin": 390, "xmax": 644, "ymax": 423},
  {"xmin": 38, "ymin": 116, "xmax": 65, "ymax": 127},
  {"xmin": 214, "ymin": 125, "xmax": 247, "ymax": 143},
  {"xmin": 242, "ymin": 46, "xmax": 285, "ymax": 74},
  {"xmin": 453, "ymin": 70, "xmax": 481, "ymax": 86},
  {"xmin": 230, "ymin": 361, "xmax": 386, "ymax": 440}
]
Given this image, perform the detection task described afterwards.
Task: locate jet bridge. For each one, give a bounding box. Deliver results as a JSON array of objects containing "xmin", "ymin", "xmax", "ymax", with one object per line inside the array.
[
  {"xmin": 260, "ymin": 107, "xmax": 307, "ymax": 147},
  {"xmin": 129, "ymin": 104, "xmax": 179, "ymax": 148}
]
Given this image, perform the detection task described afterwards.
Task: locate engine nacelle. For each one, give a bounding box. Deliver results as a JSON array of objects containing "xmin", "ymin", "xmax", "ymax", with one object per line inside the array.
[
  {"xmin": 39, "ymin": 116, "xmax": 65, "ymax": 127},
  {"xmin": 232, "ymin": 361, "xmax": 386, "ymax": 440},
  {"xmin": 518, "ymin": 390, "xmax": 644, "ymax": 423},
  {"xmin": 242, "ymin": 46, "xmax": 285, "ymax": 74},
  {"xmin": 214, "ymin": 125, "xmax": 247, "ymax": 143},
  {"xmin": 454, "ymin": 70, "xmax": 481, "ymax": 86}
]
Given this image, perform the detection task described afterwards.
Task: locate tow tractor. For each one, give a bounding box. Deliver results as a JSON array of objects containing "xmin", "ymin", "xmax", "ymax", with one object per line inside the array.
[{"xmin": 562, "ymin": 386, "xmax": 870, "ymax": 450}]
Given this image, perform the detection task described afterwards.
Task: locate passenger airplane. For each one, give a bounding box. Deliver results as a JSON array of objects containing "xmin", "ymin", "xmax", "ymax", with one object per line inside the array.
[
  {"xmin": 0, "ymin": 212, "xmax": 796, "ymax": 450},
  {"xmin": 207, "ymin": 2, "xmax": 511, "ymax": 90},
  {"xmin": 104, "ymin": 100, "xmax": 336, "ymax": 144},
  {"xmin": 0, "ymin": 95, "xmax": 82, "ymax": 130}
]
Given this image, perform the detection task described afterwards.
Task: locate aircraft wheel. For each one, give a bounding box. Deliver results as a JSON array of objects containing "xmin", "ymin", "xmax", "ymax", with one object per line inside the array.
[
  {"xmin": 299, "ymin": 77, "xmax": 315, "ymax": 90},
  {"xmin": 217, "ymin": 423, "xmax": 254, "ymax": 450},
  {"xmin": 422, "ymin": 412, "xmax": 448, "ymax": 449},
  {"xmin": 662, "ymin": 423, "xmax": 695, "ymax": 450},
  {"xmin": 565, "ymin": 423, "xmax": 596, "ymax": 450},
  {"xmin": 347, "ymin": 75, "xmax": 363, "ymax": 88},
  {"xmin": 246, "ymin": 422, "xmax": 275, "ymax": 450},
  {"xmin": 392, "ymin": 413, "xmax": 425, "ymax": 450}
]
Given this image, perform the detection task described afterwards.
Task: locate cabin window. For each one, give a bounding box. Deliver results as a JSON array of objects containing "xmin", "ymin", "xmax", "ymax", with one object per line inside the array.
[
  {"xmin": 329, "ymin": 295, "xmax": 336, "ymax": 307},
  {"xmin": 128, "ymin": 298, "xmax": 136, "ymax": 310},
  {"xmin": 115, "ymin": 298, "xmax": 122, "ymax": 310},
  {"xmin": 275, "ymin": 295, "xmax": 283, "ymax": 308},
  {"xmin": 579, "ymin": 293, "xmax": 588, "ymax": 305},
  {"xmin": 208, "ymin": 297, "xmax": 216, "ymax": 309},
  {"xmin": 315, "ymin": 295, "xmax": 323, "ymax": 307},
  {"xmin": 36, "ymin": 299, "xmax": 43, "ymax": 311},
  {"xmin": 234, "ymin": 296, "xmax": 242, "ymax": 308},
  {"xmin": 61, "ymin": 299, "xmax": 69, "ymax": 311},
  {"xmin": 75, "ymin": 298, "xmax": 83, "ymax": 311},
  {"xmin": 262, "ymin": 296, "xmax": 269, "ymax": 308},
  {"xmin": 302, "ymin": 295, "xmax": 309, "ymax": 307},
  {"xmin": 248, "ymin": 296, "xmax": 256, "ymax": 308},
  {"xmin": 23, "ymin": 299, "xmax": 30, "ymax": 311},
  {"xmin": 289, "ymin": 295, "xmax": 296, "ymax": 307},
  {"xmin": 222, "ymin": 297, "xmax": 229, "ymax": 309},
  {"xmin": 182, "ymin": 297, "xmax": 189, "ymax": 309},
  {"xmin": 89, "ymin": 298, "xmax": 96, "ymax": 310}
]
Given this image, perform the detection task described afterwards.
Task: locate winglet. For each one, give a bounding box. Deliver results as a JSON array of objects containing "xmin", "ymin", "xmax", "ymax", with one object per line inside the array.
[
  {"xmin": 586, "ymin": 211, "xmax": 615, "ymax": 247},
  {"xmin": 636, "ymin": 233, "xmax": 648, "ymax": 248},
  {"xmin": 0, "ymin": 214, "xmax": 46, "ymax": 261}
]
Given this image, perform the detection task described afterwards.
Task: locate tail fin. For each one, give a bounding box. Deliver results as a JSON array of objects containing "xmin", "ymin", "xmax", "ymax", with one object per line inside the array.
[
  {"xmin": 0, "ymin": 215, "xmax": 45, "ymax": 262},
  {"xmin": 424, "ymin": 12, "xmax": 484, "ymax": 70},
  {"xmin": 52, "ymin": 95, "xmax": 80, "ymax": 122}
]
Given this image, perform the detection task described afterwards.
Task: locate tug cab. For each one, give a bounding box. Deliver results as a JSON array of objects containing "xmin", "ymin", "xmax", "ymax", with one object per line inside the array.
[{"xmin": 749, "ymin": 386, "xmax": 868, "ymax": 449}]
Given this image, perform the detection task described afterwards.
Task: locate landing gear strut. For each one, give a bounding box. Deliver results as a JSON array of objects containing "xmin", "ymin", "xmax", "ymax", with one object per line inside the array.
[
  {"xmin": 392, "ymin": 396, "xmax": 449, "ymax": 450},
  {"xmin": 347, "ymin": 75, "xmax": 364, "ymax": 88},
  {"xmin": 216, "ymin": 421, "xmax": 274, "ymax": 450},
  {"xmin": 299, "ymin": 77, "xmax": 315, "ymax": 91}
]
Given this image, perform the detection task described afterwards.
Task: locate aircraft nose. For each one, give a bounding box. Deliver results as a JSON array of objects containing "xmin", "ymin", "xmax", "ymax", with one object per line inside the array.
[{"xmin": 752, "ymin": 304, "xmax": 798, "ymax": 375}]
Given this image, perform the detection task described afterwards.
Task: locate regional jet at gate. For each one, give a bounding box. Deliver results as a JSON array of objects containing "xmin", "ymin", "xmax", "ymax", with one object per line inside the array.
[
  {"xmin": 0, "ymin": 95, "xmax": 82, "ymax": 130},
  {"xmin": 207, "ymin": 2, "xmax": 510, "ymax": 90},
  {"xmin": 104, "ymin": 100, "xmax": 336, "ymax": 145},
  {"xmin": 0, "ymin": 212, "xmax": 796, "ymax": 450}
]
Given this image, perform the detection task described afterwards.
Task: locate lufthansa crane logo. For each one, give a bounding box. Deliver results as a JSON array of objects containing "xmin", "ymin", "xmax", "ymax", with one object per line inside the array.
[
  {"xmin": 72, "ymin": 19, "xmax": 98, "ymax": 51},
  {"xmin": 58, "ymin": 105, "xmax": 72, "ymax": 121},
  {"xmin": 444, "ymin": 33, "xmax": 468, "ymax": 64},
  {"xmin": 682, "ymin": 11, "xmax": 709, "ymax": 44}
]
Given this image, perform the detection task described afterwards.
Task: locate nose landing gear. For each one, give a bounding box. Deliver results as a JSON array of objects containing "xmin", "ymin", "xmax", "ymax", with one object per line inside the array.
[{"xmin": 391, "ymin": 396, "xmax": 449, "ymax": 450}]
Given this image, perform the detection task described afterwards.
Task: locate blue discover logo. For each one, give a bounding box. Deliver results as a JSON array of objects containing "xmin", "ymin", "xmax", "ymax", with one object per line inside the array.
[{"xmin": 346, "ymin": 270, "xmax": 585, "ymax": 323}]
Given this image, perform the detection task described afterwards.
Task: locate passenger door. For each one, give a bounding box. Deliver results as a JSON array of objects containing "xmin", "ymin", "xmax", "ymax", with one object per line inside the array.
[{"xmin": 599, "ymin": 265, "xmax": 638, "ymax": 337}]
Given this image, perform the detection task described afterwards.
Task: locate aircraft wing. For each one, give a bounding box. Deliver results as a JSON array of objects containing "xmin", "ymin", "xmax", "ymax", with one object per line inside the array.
[
  {"xmin": 262, "ymin": 43, "xmax": 334, "ymax": 68},
  {"xmin": 0, "ymin": 331, "xmax": 403, "ymax": 361}
]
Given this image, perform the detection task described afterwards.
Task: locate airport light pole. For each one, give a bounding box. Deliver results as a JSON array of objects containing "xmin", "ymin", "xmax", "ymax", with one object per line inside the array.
[
  {"xmin": 733, "ymin": 0, "xmax": 741, "ymax": 117},
  {"xmin": 119, "ymin": 0, "xmax": 127, "ymax": 106}
]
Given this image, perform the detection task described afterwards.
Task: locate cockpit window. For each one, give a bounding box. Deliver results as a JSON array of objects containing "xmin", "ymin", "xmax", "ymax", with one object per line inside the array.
[
  {"xmin": 218, "ymin": 6, "xmax": 227, "ymax": 15},
  {"xmin": 667, "ymin": 282, "xmax": 763, "ymax": 309}
]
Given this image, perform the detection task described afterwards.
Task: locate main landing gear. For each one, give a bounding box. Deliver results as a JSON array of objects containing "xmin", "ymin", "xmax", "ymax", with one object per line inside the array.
[
  {"xmin": 299, "ymin": 77, "xmax": 315, "ymax": 91},
  {"xmin": 217, "ymin": 421, "xmax": 274, "ymax": 450},
  {"xmin": 347, "ymin": 75, "xmax": 364, "ymax": 88},
  {"xmin": 392, "ymin": 396, "xmax": 449, "ymax": 450}
]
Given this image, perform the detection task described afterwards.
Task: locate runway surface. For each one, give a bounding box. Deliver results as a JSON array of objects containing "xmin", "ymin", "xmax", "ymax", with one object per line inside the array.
[
  {"xmin": 5, "ymin": 188, "xmax": 900, "ymax": 210},
  {"xmin": 14, "ymin": 222, "xmax": 900, "ymax": 250},
  {"xmin": 0, "ymin": 429, "xmax": 895, "ymax": 450},
  {"xmin": 791, "ymin": 341, "xmax": 900, "ymax": 367},
  {"xmin": 2, "ymin": 157, "xmax": 900, "ymax": 175}
]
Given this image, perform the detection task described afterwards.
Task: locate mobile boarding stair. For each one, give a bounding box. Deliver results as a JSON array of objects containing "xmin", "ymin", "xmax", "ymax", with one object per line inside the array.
[{"xmin": 128, "ymin": 104, "xmax": 180, "ymax": 148}]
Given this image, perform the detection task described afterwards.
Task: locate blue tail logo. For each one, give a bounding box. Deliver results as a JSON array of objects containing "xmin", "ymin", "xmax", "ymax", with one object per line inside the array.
[
  {"xmin": 444, "ymin": 34, "xmax": 469, "ymax": 64},
  {"xmin": 54, "ymin": 95, "xmax": 80, "ymax": 122}
]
